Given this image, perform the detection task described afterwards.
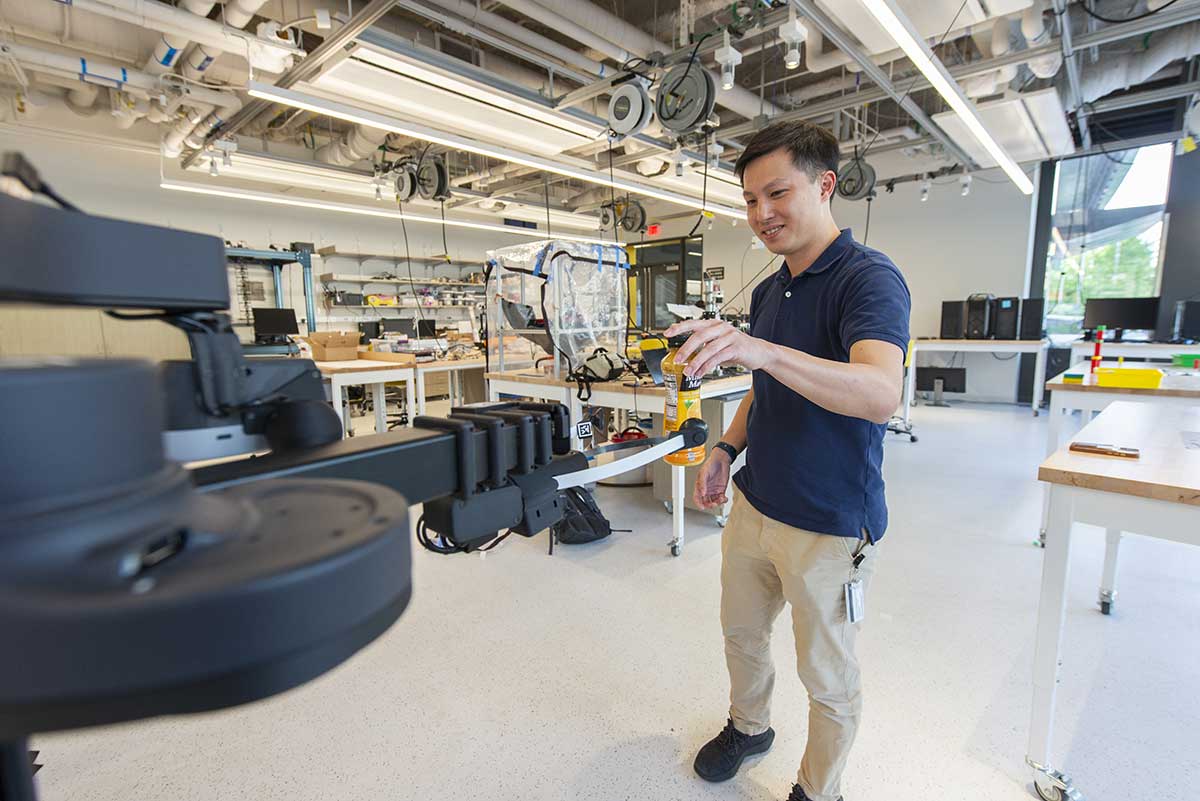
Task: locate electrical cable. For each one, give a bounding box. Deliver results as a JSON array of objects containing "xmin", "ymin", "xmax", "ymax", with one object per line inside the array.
[
  {"xmin": 397, "ymin": 199, "xmax": 443, "ymax": 359},
  {"xmin": 860, "ymin": 0, "xmax": 971, "ymax": 161},
  {"xmin": 720, "ymin": 248, "xmax": 780, "ymax": 313},
  {"xmin": 863, "ymin": 193, "xmax": 874, "ymax": 245},
  {"xmin": 1079, "ymin": 0, "xmax": 1180, "ymax": 24},
  {"xmin": 688, "ymin": 137, "xmax": 710, "ymax": 237}
]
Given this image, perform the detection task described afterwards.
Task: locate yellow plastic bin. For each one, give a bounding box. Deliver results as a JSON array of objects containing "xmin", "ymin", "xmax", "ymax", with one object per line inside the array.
[{"xmin": 1094, "ymin": 367, "xmax": 1163, "ymax": 389}]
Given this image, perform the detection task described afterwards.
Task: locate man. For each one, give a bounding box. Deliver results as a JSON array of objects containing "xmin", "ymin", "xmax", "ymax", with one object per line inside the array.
[{"xmin": 665, "ymin": 120, "xmax": 910, "ymax": 801}]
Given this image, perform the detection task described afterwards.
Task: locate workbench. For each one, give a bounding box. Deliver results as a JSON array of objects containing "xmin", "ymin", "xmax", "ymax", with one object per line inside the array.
[
  {"xmin": 315, "ymin": 360, "xmax": 416, "ymax": 436},
  {"xmin": 900, "ymin": 339, "xmax": 1049, "ymax": 432},
  {"xmin": 1067, "ymin": 339, "xmax": 1188, "ymax": 364},
  {"xmin": 412, "ymin": 357, "xmax": 485, "ymax": 415},
  {"xmin": 1028, "ymin": 401, "xmax": 1200, "ymax": 801},
  {"xmin": 1039, "ymin": 361, "xmax": 1200, "ymax": 544},
  {"xmin": 485, "ymin": 369, "xmax": 753, "ymax": 555}
]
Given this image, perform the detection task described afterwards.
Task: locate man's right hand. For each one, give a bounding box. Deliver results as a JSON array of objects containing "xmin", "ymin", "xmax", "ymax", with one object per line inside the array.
[{"xmin": 695, "ymin": 448, "xmax": 732, "ymax": 509}]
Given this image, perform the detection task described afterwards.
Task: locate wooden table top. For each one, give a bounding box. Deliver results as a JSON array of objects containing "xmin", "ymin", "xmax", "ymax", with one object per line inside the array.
[
  {"xmin": 1039, "ymin": 401, "xmax": 1200, "ymax": 506},
  {"xmin": 485, "ymin": 369, "xmax": 752, "ymax": 399},
  {"xmin": 1046, "ymin": 361, "xmax": 1200, "ymax": 397},
  {"xmin": 316, "ymin": 359, "xmax": 415, "ymax": 376},
  {"xmin": 415, "ymin": 357, "xmax": 486, "ymax": 371},
  {"xmin": 912, "ymin": 338, "xmax": 1047, "ymax": 347}
]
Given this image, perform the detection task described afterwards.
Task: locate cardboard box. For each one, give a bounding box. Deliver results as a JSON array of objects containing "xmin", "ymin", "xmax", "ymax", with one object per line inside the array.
[
  {"xmin": 307, "ymin": 331, "xmax": 360, "ymax": 361},
  {"xmin": 358, "ymin": 351, "xmax": 417, "ymax": 367}
]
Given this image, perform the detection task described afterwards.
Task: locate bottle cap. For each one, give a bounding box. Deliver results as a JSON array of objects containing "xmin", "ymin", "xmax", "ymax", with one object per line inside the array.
[{"xmin": 668, "ymin": 333, "xmax": 691, "ymax": 348}]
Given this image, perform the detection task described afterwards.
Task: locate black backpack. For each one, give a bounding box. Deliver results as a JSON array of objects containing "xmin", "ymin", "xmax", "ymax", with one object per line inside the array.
[{"xmin": 549, "ymin": 487, "xmax": 614, "ymax": 553}]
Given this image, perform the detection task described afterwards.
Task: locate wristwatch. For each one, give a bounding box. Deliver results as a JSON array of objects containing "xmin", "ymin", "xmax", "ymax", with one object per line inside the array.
[{"xmin": 712, "ymin": 441, "xmax": 740, "ymax": 462}]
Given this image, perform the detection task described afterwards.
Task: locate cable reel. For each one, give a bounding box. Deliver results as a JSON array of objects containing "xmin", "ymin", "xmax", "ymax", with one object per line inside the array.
[
  {"xmin": 416, "ymin": 156, "xmax": 451, "ymax": 201},
  {"xmin": 608, "ymin": 79, "xmax": 653, "ymax": 139},
  {"xmin": 655, "ymin": 60, "xmax": 717, "ymax": 135},
  {"xmin": 836, "ymin": 156, "xmax": 877, "ymax": 201},
  {"xmin": 393, "ymin": 160, "xmax": 418, "ymax": 202}
]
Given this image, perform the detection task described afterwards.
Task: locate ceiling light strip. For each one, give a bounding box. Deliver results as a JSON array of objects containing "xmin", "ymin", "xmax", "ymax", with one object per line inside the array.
[
  {"xmin": 159, "ymin": 180, "xmax": 617, "ymax": 246},
  {"xmin": 857, "ymin": 0, "xmax": 1034, "ymax": 195},
  {"xmin": 246, "ymin": 81, "xmax": 746, "ymax": 219}
]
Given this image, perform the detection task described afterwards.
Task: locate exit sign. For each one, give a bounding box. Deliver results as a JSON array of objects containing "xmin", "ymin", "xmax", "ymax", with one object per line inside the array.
[{"xmin": 646, "ymin": 224, "xmax": 661, "ymax": 236}]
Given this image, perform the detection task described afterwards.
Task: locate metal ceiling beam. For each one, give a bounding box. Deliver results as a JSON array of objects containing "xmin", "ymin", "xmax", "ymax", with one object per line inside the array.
[
  {"xmin": 1051, "ymin": 0, "xmax": 1091, "ymax": 146},
  {"xmin": 1081, "ymin": 79, "xmax": 1200, "ymax": 116},
  {"xmin": 183, "ymin": 0, "xmax": 401, "ymax": 167},
  {"xmin": 783, "ymin": 0, "xmax": 979, "ymax": 167}
]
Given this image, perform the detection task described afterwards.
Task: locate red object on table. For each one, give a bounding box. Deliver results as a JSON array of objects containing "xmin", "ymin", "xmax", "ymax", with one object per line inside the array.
[{"xmin": 1091, "ymin": 326, "xmax": 1105, "ymax": 373}]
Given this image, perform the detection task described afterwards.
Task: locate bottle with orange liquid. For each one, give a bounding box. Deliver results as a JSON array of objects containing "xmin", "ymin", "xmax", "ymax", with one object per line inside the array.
[{"xmin": 662, "ymin": 333, "xmax": 706, "ymax": 466}]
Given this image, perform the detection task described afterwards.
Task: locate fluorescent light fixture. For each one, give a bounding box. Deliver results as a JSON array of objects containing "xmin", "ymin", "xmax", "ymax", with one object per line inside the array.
[
  {"xmin": 246, "ymin": 81, "xmax": 746, "ymax": 219},
  {"xmin": 857, "ymin": 0, "xmax": 1034, "ymax": 195},
  {"xmin": 160, "ymin": 180, "xmax": 617, "ymax": 246}
]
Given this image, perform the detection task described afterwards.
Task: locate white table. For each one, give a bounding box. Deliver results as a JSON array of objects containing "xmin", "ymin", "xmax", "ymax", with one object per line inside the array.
[
  {"xmin": 316, "ymin": 360, "xmax": 416, "ymax": 436},
  {"xmin": 486, "ymin": 369, "xmax": 752, "ymax": 556},
  {"xmin": 900, "ymin": 339, "xmax": 1049, "ymax": 429},
  {"xmin": 1068, "ymin": 340, "xmax": 1189, "ymax": 364},
  {"xmin": 1039, "ymin": 361, "xmax": 1200, "ymax": 548},
  {"xmin": 1028, "ymin": 402, "xmax": 1200, "ymax": 801}
]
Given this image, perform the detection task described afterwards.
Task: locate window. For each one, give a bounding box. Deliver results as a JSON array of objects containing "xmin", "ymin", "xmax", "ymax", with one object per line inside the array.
[{"xmin": 1042, "ymin": 143, "xmax": 1172, "ymax": 344}]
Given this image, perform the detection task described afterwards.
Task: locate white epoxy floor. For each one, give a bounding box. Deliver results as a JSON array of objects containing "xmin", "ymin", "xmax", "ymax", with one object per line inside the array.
[{"xmin": 33, "ymin": 402, "xmax": 1200, "ymax": 801}]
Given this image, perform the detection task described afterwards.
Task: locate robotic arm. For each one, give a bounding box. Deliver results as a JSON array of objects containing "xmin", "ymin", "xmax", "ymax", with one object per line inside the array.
[{"xmin": 0, "ymin": 156, "xmax": 706, "ymax": 801}]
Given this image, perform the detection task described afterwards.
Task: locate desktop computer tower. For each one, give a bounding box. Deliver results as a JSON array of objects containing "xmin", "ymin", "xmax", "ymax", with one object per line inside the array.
[
  {"xmin": 965, "ymin": 294, "xmax": 994, "ymax": 339},
  {"xmin": 1019, "ymin": 298, "xmax": 1045, "ymax": 340},
  {"xmin": 940, "ymin": 300, "xmax": 966, "ymax": 339},
  {"xmin": 993, "ymin": 297, "xmax": 1019, "ymax": 339},
  {"xmin": 1173, "ymin": 300, "xmax": 1200, "ymax": 341}
]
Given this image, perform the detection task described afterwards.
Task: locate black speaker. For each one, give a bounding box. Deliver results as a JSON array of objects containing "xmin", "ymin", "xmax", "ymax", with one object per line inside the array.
[
  {"xmin": 1020, "ymin": 298, "xmax": 1045, "ymax": 340},
  {"xmin": 940, "ymin": 300, "xmax": 966, "ymax": 339},
  {"xmin": 993, "ymin": 297, "xmax": 1019, "ymax": 339},
  {"xmin": 965, "ymin": 294, "xmax": 994, "ymax": 339}
]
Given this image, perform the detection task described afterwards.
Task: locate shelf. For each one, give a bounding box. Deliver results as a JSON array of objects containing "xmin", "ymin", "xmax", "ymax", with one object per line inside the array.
[
  {"xmin": 330, "ymin": 304, "xmax": 478, "ymax": 310},
  {"xmin": 320, "ymin": 272, "xmax": 485, "ymax": 289},
  {"xmin": 317, "ymin": 249, "xmax": 482, "ymax": 268}
]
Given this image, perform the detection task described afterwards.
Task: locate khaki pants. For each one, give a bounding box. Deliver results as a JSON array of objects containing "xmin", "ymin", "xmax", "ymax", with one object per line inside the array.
[{"xmin": 720, "ymin": 489, "xmax": 879, "ymax": 801}]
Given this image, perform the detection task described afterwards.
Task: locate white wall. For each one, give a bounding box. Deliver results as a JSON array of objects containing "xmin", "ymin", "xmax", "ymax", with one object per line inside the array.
[
  {"xmin": 2, "ymin": 124, "xmax": 1037, "ymax": 401},
  {"xmin": 668, "ymin": 166, "xmax": 1037, "ymax": 403},
  {"xmin": 0, "ymin": 126, "xmax": 570, "ymax": 344}
]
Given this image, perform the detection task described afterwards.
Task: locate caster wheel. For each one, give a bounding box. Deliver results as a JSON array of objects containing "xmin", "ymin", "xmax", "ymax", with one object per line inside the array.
[
  {"xmin": 909, "ymin": 435, "xmax": 918, "ymax": 443},
  {"xmin": 670, "ymin": 544, "xmax": 681, "ymax": 557},
  {"xmin": 1100, "ymin": 600, "xmax": 1112, "ymax": 615},
  {"xmin": 663, "ymin": 501, "xmax": 673, "ymax": 514},
  {"xmin": 1034, "ymin": 782, "xmax": 1064, "ymax": 801},
  {"xmin": 1034, "ymin": 410, "xmax": 1040, "ymax": 417},
  {"xmin": 716, "ymin": 515, "xmax": 728, "ymax": 528}
]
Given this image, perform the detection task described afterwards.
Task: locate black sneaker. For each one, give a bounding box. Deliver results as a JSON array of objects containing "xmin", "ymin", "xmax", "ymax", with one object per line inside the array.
[
  {"xmin": 786, "ymin": 783, "xmax": 842, "ymax": 801},
  {"xmin": 693, "ymin": 718, "xmax": 775, "ymax": 782}
]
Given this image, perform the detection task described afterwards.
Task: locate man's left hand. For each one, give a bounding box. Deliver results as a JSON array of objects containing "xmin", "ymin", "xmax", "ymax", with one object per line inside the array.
[{"xmin": 663, "ymin": 319, "xmax": 775, "ymax": 378}]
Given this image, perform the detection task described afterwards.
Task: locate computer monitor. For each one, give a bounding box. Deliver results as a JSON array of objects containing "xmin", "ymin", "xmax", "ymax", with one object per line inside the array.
[
  {"xmin": 417, "ymin": 319, "xmax": 437, "ymax": 338},
  {"xmin": 358, "ymin": 320, "xmax": 382, "ymax": 343},
  {"xmin": 1082, "ymin": 297, "xmax": 1159, "ymax": 333},
  {"xmin": 915, "ymin": 367, "xmax": 966, "ymax": 404},
  {"xmin": 381, "ymin": 318, "xmax": 417, "ymax": 336},
  {"xmin": 251, "ymin": 307, "xmax": 299, "ymax": 343}
]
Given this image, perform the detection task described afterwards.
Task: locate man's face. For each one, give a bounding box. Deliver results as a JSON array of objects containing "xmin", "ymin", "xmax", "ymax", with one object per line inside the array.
[{"xmin": 741, "ymin": 147, "xmax": 835, "ymax": 255}]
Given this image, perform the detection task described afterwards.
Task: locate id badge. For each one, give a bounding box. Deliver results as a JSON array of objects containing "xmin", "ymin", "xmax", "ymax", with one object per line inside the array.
[{"xmin": 844, "ymin": 579, "xmax": 865, "ymax": 624}]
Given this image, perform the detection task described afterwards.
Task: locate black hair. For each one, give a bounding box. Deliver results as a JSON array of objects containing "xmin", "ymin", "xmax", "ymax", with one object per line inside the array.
[{"xmin": 733, "ymin": 119, "xmax": 840, "ymax": 183}]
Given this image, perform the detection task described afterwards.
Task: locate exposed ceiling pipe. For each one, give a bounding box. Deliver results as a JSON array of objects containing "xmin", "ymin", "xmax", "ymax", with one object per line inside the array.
[
  {"xmin": 64, "ymin": 0, "xmax": 300, "ymax": 74},
  {"xmin": 316, "ymin": 124, "xmax": 389, "ymax": 166},
  {"xmin": 417, "ymin": 0, "xmax": 607, "ymax": 78},
  {"xmin": 144, "ymin": 0, "xmax": 215, "ymax": 76},
  {"xmin": 494, "ymin": 0, "xmax": 782, "ymax": 121},
  {"xmin": 181, "ymin": 0, "xmax": 272, "ymax": 81},
  {"xmin": 1022, "ymin": 1, "xmax": 1063, "ymax": 79}
]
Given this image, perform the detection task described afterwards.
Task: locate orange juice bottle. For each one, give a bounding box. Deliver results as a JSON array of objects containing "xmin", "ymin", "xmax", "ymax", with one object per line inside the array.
[{"xmin": 662, "ymin": 333, "xmax": 706, "ymax": 466}]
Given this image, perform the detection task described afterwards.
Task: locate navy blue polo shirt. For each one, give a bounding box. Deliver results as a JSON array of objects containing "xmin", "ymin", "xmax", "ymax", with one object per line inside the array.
[{"xmin": 732, "ymin": 229, "xmax": 910, "ymax": 542}]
